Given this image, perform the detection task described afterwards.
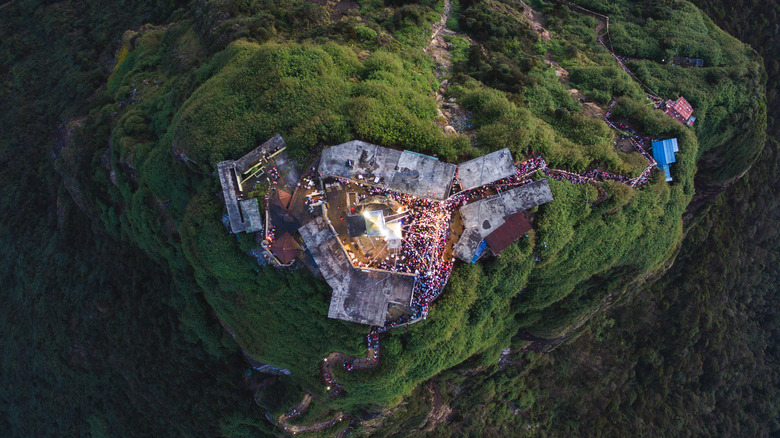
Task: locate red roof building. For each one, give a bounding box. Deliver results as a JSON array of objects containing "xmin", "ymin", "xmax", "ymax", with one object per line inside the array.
[
  {"xmin": 276, "ymin": 189, "xmax": 292, "ymax": 209},
  {"xmin": 665, "ymin": 96, "xmax": 695, "ymax": 125},
  {"xmin": 484, "ymin": 211, "xmax": 532, "ymax": 255},
  {"xmin": 270, "ymin": 232, "xmax": 302, "ymax": 265}
]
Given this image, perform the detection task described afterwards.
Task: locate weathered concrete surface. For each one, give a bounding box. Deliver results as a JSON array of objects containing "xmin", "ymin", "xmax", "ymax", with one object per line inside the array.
[
  {"xmin": 234, "ymin": 134, "xmax": 287, "ymax": 173},
  {"xmin": 239, "ymin": 198, "xmax": 263, "ymax": 233},
  {"xmin": 319, "ymin": 141, "xmax": 456, "ymax": 200},
  {"xmin": 454, "ymin": 179, "xmax": 553, "ymax": 262},
  {"xmin": 299, "ymin": 216, "xmax": 414, "ymax": 326},
  {"xmin": 457, "ymin": 148, "xmax": 515, "ymax": 191},
  {"xmin": 218, "ymin": 160, "xmax": 246, "ymax": 233}
]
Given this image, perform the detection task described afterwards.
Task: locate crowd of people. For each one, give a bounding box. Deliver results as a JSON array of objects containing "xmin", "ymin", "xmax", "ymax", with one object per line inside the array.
[
  {"xmin": 340, "ymin": 156, "xmax": 563, "ymax": 323},
  {"xmin": 325, "ymin": 132, "xmax": 666, "ymax": 325},
  {"xmin": 266, "ymin": 165, "xmax": 280, "ymax": 183},
  {"xmin": 328, "ymin": 136, "xmax": 659, "ymax": 331},
  {"xmin": 322, "ymin": 357, "xmax": 338, "ymax": 385},
  {"xmin": 362, "ymin": 185, "xmax": 456, "ymax": 320}
]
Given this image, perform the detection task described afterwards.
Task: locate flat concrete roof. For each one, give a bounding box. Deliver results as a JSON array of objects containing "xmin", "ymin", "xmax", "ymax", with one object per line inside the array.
[
  {"xmin": 459, "ymin": 195, "xmax": 507, "ymax": 233},
  {"xmin": 454, "ymin": 179, "xmax": 554, "ymax": 262},
  {"xmin": 234, "ymin": 134, "xmax": 287, "ymax": 174},
  {"xmin": 319, "ymin": 141, "xmax": 456, "ymax": 200},
  {"xmin": 239, "ymin": 198, "xmax": 263, "ymax": 233},
  {"xmin": 217, "ymin": 160, "xmax": 246, "ymax": 233},
  {"xmin": 392, "ymin": 151, "xmax": 456, "ymax": 199},
  {"xmin": 454, "ymin": 227, "xmax": 484, "ymax": 262},
  {"xmin": 234, "ymin": 134, "xmax": 300, "ymax": 191},
  {"xmin": 457, "ymin": 148, "xmax": 516, "ymax": 191},
  {"xmin": 299, "ymin": 216, "xmax": 353, "ymax": 285},
  {"xmin": 498, "ymin": 179, "xmax": 554, "ymax": 214},
  {"xmin": 299, "ymin": 216, "xmax": 414, "ymax": 326}
]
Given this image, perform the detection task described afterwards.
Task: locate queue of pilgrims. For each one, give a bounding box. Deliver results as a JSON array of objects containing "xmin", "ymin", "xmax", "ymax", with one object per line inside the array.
[{"xmin": 364, "ymin": 184, "xmax": 456, "ymax": 321}]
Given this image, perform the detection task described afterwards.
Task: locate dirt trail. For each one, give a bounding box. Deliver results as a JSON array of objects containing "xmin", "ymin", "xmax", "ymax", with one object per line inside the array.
[
  {"xmin": 337, "ymin": 426, "xmax": 352, "ymax": 437},
  {"xmin": 514, "ymin": 0, "xmax": 570, "ymax": 81},
  {"xmin": 424, "ymin": 0, "xmax": 474, "ymax": 136},
  {"xmin": 519, "ymin": 0, "xmax": 615, "ymax": 120},
  {"xmin": 275, "ymin": 391, "xmax": 346, "ymax": 435},
  {"xmin": 559, "ymin": 0, "xmax": 609, "ymax": 39},
  {"xmin": 560, "ymin": 0, "xmax": 666, "ymax": 101},
  {"xmin": 278, "ymin": 411, "xmax": 346, "ymax": 435},
  {"xmin": 321, "ymin": 333, "xmax": 379, "ymax": 397},
  {"xmin": 426, "ymin": 0, "xmax": 456, "ymax": 72},
  {"xmin": 422, "ymin": 381, "xmax": 452, "ymax": 432},
  {"xmin": 518, "ymin": 0, "xmax": 551, "ymax": 41},
  {"xmin": 280, "ymin": 393, "xmax": 312, "ymax": 422}
]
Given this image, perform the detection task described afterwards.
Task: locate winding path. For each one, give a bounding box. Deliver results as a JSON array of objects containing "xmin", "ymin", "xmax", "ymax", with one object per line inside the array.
[
  {"xmin": 274, "ymin": 392, "xmax": 347, "ymax": 435},
  {"xmin": 276, "ymin": 412, "xmax": 346, "ymax": 435},
  {"xmin": 558, "ymin": 0, "xmax": 665, "ymax": 100}
]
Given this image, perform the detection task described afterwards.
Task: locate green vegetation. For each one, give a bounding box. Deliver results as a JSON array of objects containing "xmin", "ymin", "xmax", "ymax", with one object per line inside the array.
[
  {"xmin": 0, "ymin": 0, "xmax": 775, "ymax": 436},
  {"xmin": 443, "ymin": 34, "xmax": 470, "ymax": 63}
]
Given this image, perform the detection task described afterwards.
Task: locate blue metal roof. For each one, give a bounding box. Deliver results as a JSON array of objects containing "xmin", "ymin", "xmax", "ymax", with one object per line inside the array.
[
  {"xmin": 471, "ymin": 240, "xmax": 487, "ymax": 263},
  {"xmin": 652, "ymin": 138, "xmax": 679, "ymax": 182}
]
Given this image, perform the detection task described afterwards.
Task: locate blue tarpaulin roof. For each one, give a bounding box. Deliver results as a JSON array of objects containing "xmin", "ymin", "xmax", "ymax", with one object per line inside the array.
[
  {"xmin": 652, "ymin": 138, "xmax": 679, "ymax": 182},
  {"xmin": 471, "ymin": 240, "xmax": 487, "ymax": 263}
]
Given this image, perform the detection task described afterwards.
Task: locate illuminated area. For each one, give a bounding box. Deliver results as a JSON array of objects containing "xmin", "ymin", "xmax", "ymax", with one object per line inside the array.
[
  {"xmin": 324, "ymin": 179, "xmax": 451, "ymax": 269},
  {"xmin": 322, "ymin": 177, "xmax": 457, "ymax": 320}
]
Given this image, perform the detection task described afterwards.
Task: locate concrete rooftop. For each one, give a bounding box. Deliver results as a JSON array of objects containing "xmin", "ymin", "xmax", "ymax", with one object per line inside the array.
[
  {"xmin": 234, "ymin": 134, "xmax": 287, "ymax": 174},
  {"xmin": 454, "ymin": 179, "xmax": 554, "ymax": 262},
  {"xmin": 217, "ymin": 160, "xmax": 246, "ymax": 233},
  {"xmin": 299, "ymin": 216, "xmax": 414, "ymax": 326},
  {"xmin": 457, "ymin": 148, "xmax": 516, "ymax": 191},
  {"xmin": 319, "ymin": 141, "xmax": 456, "ymax": 200},
  {"xmin": 239, "ymin": 198, "xmax": 263, "ymax": 233}
]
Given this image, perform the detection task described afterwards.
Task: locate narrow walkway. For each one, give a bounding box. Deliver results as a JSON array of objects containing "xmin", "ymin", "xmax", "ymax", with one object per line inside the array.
[
  {"xmin": 559, "ymin": 0, "xmax": 665, "ymax": 100},
  {"xmin": 279, "ymin": 393, "xmax": 312, "ymax": 422},
  {"xmin": 275, "ymin": 392, "xmax": 346, "ymax": 435},
  {"xmin": 277, "ymin": 411, "xmax": 346, "ymax": 435}
]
